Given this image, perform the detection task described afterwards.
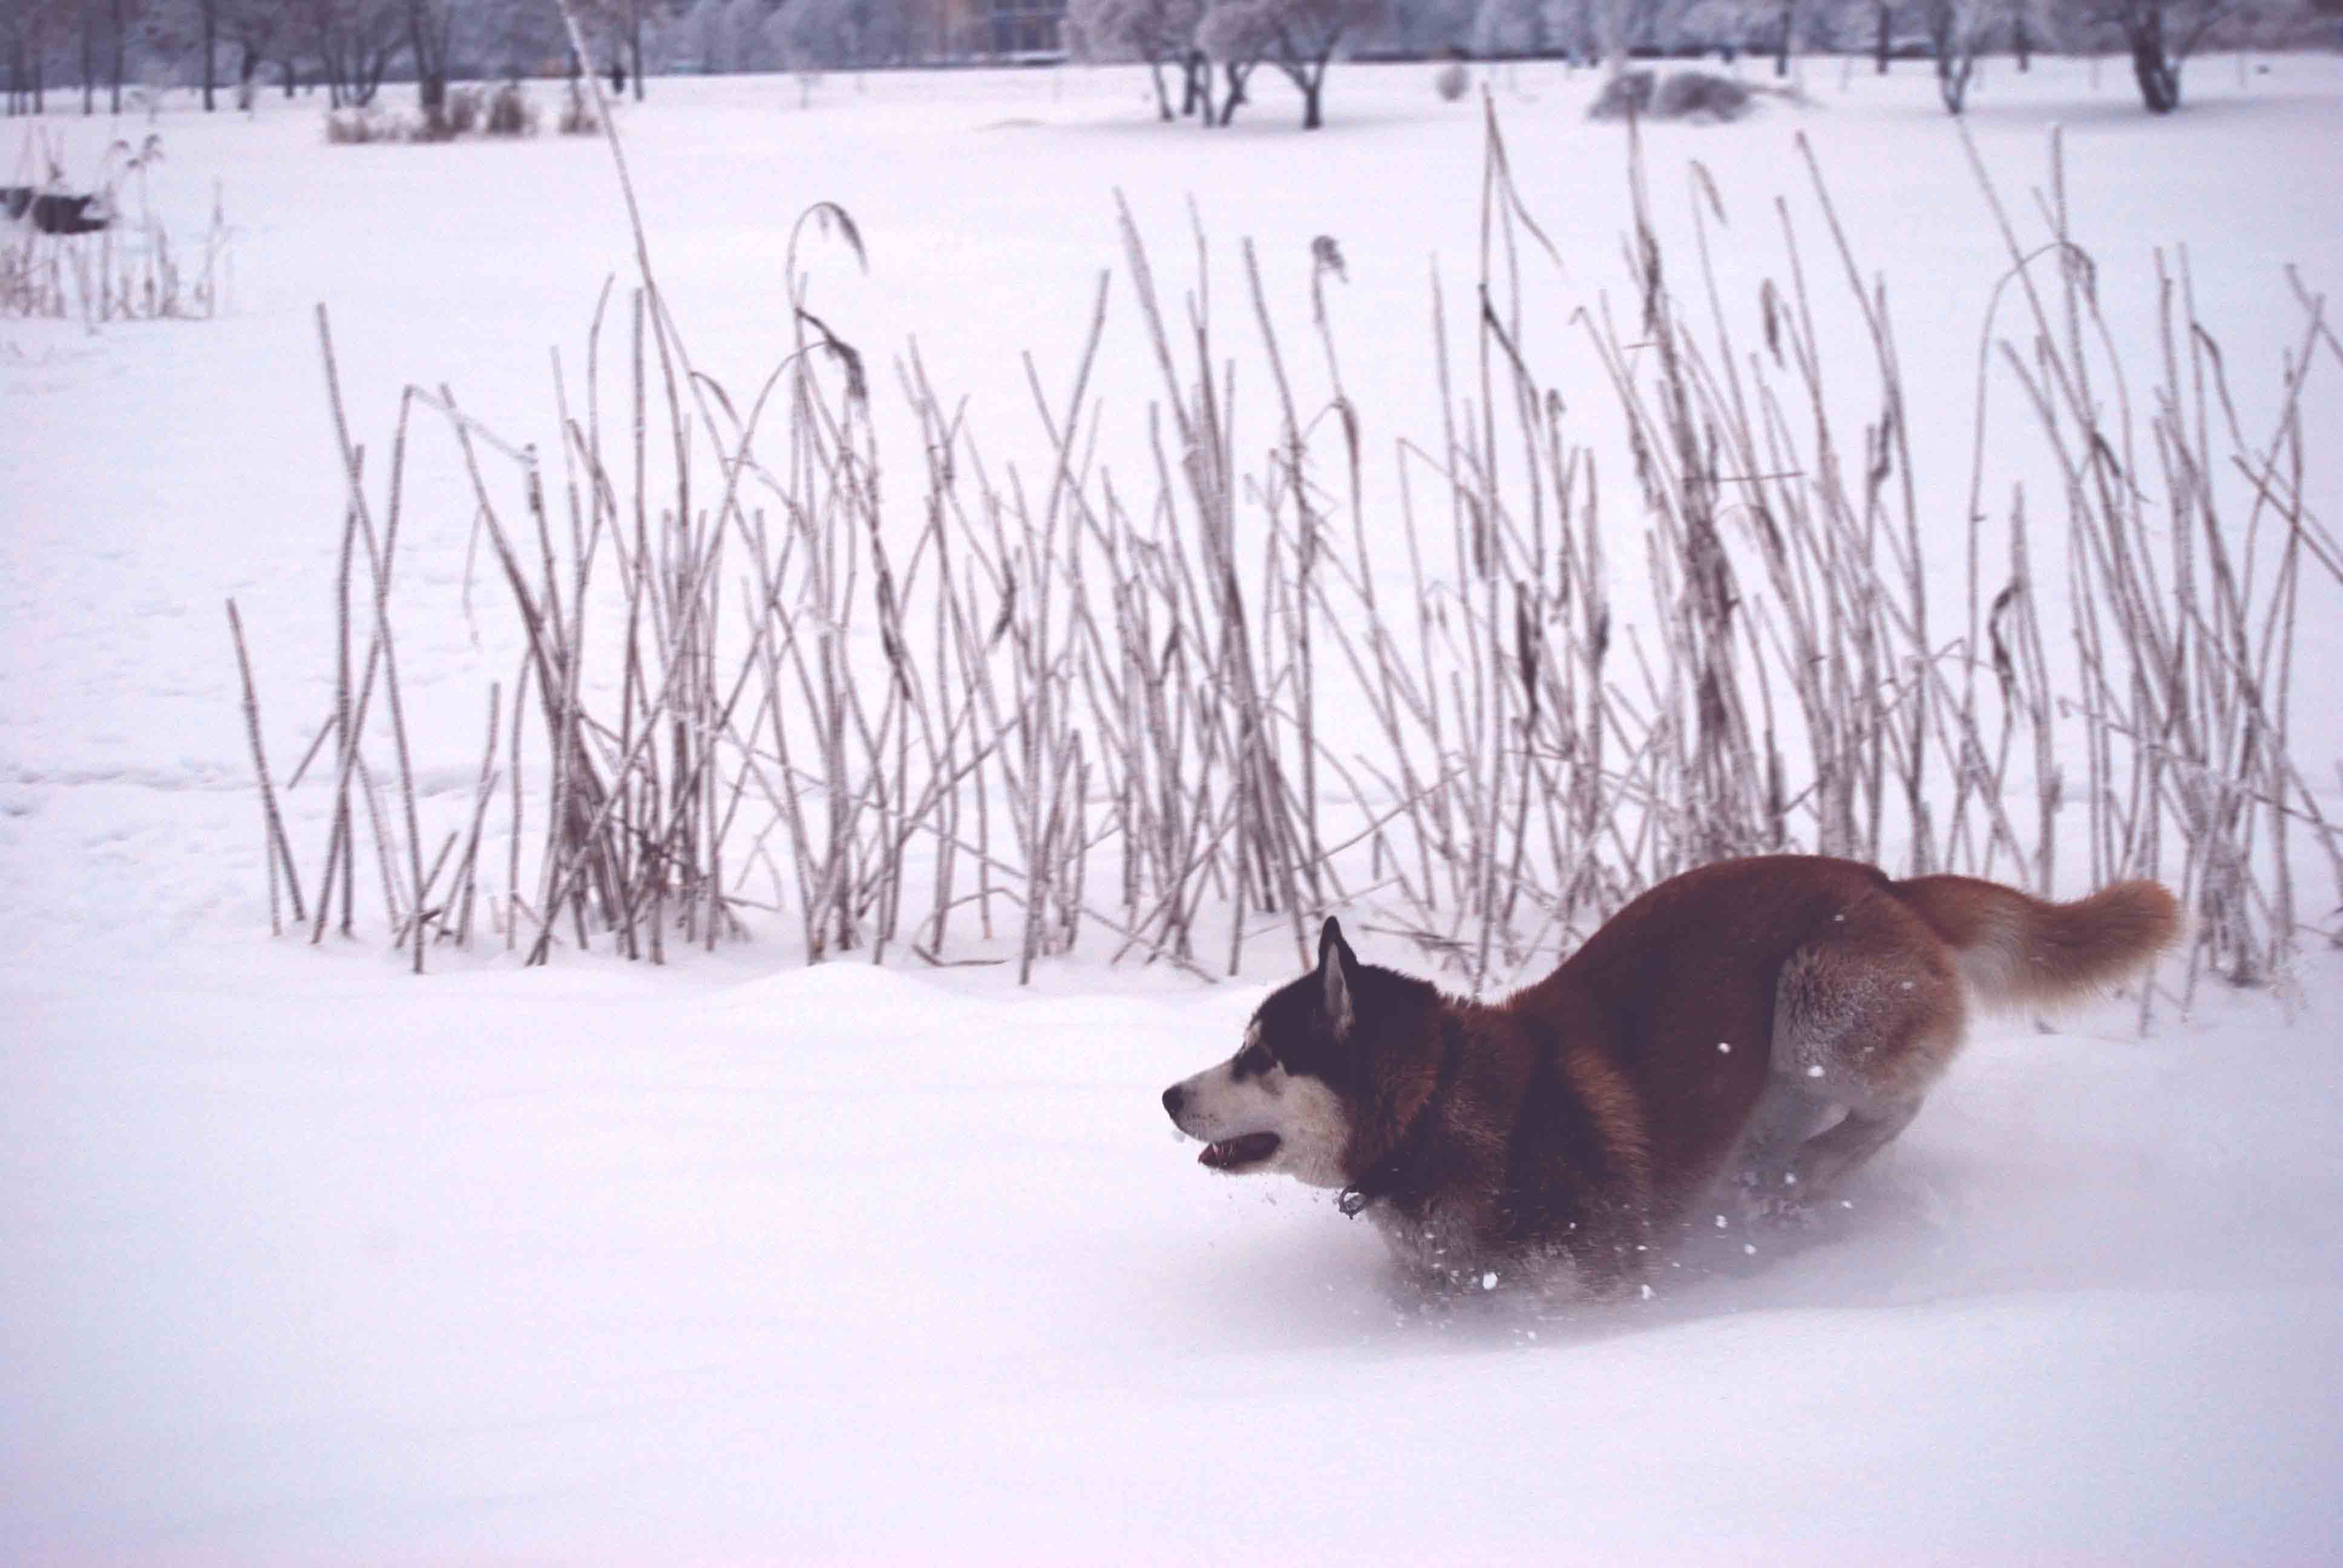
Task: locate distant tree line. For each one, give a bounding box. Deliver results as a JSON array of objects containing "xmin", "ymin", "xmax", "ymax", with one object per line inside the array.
[
  {"xmin": 0, "ymin": 0, "xmax": 2328, "ymax": 118},
  {"xmin": 0, "ymin": 0, "xmax": 648, "ymax": 113},
  {"xmin": 1072, "ymin": 0, "xmax": 2329, "ymax": 120},
  {"xmin": 0, "ymin": 0, "xmax": 1047, "ymax": 113}
]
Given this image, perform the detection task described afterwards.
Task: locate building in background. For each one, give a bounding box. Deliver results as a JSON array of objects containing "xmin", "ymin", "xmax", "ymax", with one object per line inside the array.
[{"xmin": 984, "ymin": 0, "xmax": 1068, "ymax": 57}]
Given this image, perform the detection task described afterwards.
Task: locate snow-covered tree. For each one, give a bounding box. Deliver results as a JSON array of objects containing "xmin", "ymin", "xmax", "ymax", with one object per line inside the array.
[
  {"xmin": 1, "ymin": 0, "xmax": 73, "ymax": 111},
  {"xmin": 297, "ymin": 0, "xmax": 401, "ymax": 105},
  {"xmin": 683, "ymin": 0, "xmax": 726, "ymax": 67},
  {"xmin": 772, "ymin": 0, "xmax": 910, "ymax": 68},
  {"xmin": 470, "ymin": 0, "xmax": 567, "ymax": 77},
  {"xmin": 1468, "ymin": 0, "xmax": 1554, "ymax": 54},
  {"xmin": 218, "ymin": 0, "xmax": 282, "ymax": 104},
  {"xmin": 1863, "ymin": 0, "xmax": 1894, "ymax": 67},
  {"xmin": 4, "ymin": 0, "xmax": 38, "ymax": 109},
  {"xmin": 554, "ymin": 0, "xmax": 654, "ymax": 98},
  {"xmin": 1917, "ymin": 0, "xmax": 1990, "ymax": 108},
  {"xmin": 403, "ymin": 0, "xmax": 451, "ymax": 109},
  {"xmin": 1803, "ymin": 0, "xmax": 1904, "ymax": 72},
  {"xmin": 1676, "ymin": 0, "xmax": 1801, "ymax": 65},
  {"xmin": 1067, "ymin": 0, "xmax": 1202, "ymax": 118},
  {"xmin": 2004, "ymin": 0, "xmax": 2040, "ymax": 66},
  {"xmin": 1187, "ymin": 5, "xmax": 1255, "ymax": 122},
  {"xmin": 2054, "ymin": 0, "xmax": 2307, "ymax": 111},
  {"xmin": 1560, "ymin": 0, "xmax": 1699, "ymax": 67},
  {"xmin": 777, "ymin": 0, "xmax": 834, "ymax": 67},
  {"xmin": 1195, "ymin": 0, "xmax": 1382, "ymax": 128},
  {"xmin": 667, "ymin": 0, "xmax": 786, "ymax": 71},
  {"xmin": 730, "ymin": 0, "xmax": 782, "ymax": 71},
  {"xmin": 1365, "ymin": 0, "xmax": 1473, "ymax": 54}
]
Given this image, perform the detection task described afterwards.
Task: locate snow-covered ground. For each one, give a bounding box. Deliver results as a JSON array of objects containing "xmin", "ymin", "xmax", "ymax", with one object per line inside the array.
[{"xmin": 5, "ymin": 54, "xmax": 2343, "ymax": 1562}]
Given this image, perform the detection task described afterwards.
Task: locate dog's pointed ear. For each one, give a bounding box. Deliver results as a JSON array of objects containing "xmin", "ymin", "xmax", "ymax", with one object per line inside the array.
[{"xmin": 1318, "ymin": 916, "xmax": 1356, "ymax": 1041}]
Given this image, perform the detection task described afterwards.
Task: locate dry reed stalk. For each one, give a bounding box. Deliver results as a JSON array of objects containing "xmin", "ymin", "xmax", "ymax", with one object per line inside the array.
[
  {"xmin": 451, "ymin": 682, "xmax": 502, "ymax": 946},
  {"xmin": 226, "ymin": 598, "xmax": 306, "ymax": 934}
]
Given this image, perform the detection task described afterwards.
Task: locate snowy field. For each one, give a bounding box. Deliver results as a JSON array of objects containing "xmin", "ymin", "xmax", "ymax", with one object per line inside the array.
[{"xmin": 6, "ymin": 53, "xmax": 2343, "ymax": 1562}]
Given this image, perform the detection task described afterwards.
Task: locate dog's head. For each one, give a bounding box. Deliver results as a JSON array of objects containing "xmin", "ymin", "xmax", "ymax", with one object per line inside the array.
[{"xmin": 1159, "ymin": 918, "xmax": 1366, "ymax": 1189}]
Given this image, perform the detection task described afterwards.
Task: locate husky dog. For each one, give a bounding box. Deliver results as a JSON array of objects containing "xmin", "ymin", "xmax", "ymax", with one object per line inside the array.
[{"xmin": 1161, "ymin": 854, "xmax": 2178, "ymax": 1294}]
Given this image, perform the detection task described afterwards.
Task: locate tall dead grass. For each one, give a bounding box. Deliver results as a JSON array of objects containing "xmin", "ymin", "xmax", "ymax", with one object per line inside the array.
[
  {"xmin": 237, "ymin": 83, "xmax": 2341, "ymax": 1003},
  {"xmin": 2, "ymin": 131, "xmax": 229, "ymax": 323}
]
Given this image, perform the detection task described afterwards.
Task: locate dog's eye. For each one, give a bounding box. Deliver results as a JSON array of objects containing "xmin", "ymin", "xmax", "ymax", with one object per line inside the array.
[{"xmin": 1234, "ymin": 1042, "xmax": 1275, "ymax": 1079}]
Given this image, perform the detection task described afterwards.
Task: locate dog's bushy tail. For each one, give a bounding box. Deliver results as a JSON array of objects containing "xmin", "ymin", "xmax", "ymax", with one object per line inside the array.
[{"xmin": 1893, "ymin": 874, "xmax": 2180, "ymax": 1009}]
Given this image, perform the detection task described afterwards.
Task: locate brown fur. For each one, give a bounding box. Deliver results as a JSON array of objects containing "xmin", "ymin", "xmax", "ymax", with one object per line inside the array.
[{"xmin": 1201, "ymin": 855, "xmax": 2180, "ymax": 1295}]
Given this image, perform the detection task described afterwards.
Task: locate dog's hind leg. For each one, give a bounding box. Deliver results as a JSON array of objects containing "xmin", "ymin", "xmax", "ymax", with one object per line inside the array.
[
  {"xmin": 1768, "ymin": 901, "xmax": 1968, "ymax": 1196},
  {"xmin": 1728, "ymin": 1081, "xmax": 1837, "ymax": 1198},
  {"xmin": 1786, "ymin": 1096, "xmax": 1924, "ymax": 1193}
]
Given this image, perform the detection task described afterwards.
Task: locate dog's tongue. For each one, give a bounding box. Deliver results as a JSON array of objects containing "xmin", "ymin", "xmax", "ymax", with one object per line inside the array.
[{"xmin": 1199, "ymin": 1132, "xmax": 1280, "ymax": 1169}]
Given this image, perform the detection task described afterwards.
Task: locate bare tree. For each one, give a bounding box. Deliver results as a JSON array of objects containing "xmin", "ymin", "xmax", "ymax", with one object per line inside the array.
[
  {"xmin": 768, "ymin": 0, "xmax": 911, "ymax": 68},
  {"xmin": 405, "ymin": 0, "xmax": 449, "ymax": 111},
  {"xmin": 1469, "ymin": 0, "xmax": 1529, "ymax": 51},
  {"xmin": 180, "ymin": 0, "xmax": 281, "ymax": 110},
  {"xmin": 136, "ymin": 0, "xmax": 198, "ymax": 95},
  {"xmin": 303, "ymin": 0, "xmax": 399, "ymax": 104},
  {"xmin": 1918, "ymin": 0, "xmax": 1987, "ymax": 108},
  {"xmin": 2, "ymin": 0, "xmax": 71, "ymax": 112},
  {"xmin": 1374, "ymin": 0, "xmax": 1473, "ymax": 51},
  {"xmin": 1682, "ymin": 0, "xmax": 1800, "ymax": 69},
  {"xmin": 680, "ymin": 0, "xmax": 725, "ymax": 67},
  {"xmin": 108, "ymin": 0, "xmax": 128, "ymax": 109},
  {"xmin": 1186, "ymin": 5, "xmax": 1256, "ymax": 120},
  {"xmin": 734, "ymin": 0, "xmax": 785, "ymax": 71},
  {"xmin": 561, "ymin": 0, "xmax": 649, "ymax": 95},
  {"xmin": 2075, "ymin": 0, "xmax": 2252, "ymax": 111},
  {"xmin": 194, "ymin": 0, "xmax": 217, "ymax": 106}
]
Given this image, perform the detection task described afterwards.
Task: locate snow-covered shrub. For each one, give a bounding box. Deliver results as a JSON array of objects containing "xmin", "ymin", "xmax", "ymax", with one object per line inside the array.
[
  {"xmin": 485, "ymin": 80, "xmax": 539, "ymax": 137},
  {"xmin": 324, "ymin": 107, "xmax": 400, "ymax": 143},
  {"xmin": 440, "ymin": 85, "xmax": 485, "ymax": 136},
  {"xmin": 1650, "ymin": 68, "xmax": 1754, "ymax": 119},
  {"xmin": 1589, "ymin": 68, "xmax": 1760, "ymax": 121},
  {"xmin": 559, "ymin": 79, "xmax": 600, "ymax": 136},
  {"xmin": 1586, "ymin": 67, "xmax": 1654, "ymax": 117},
  {"xmin": 324, "ymin": 80, "xmax": 550, "ymax": 144}
]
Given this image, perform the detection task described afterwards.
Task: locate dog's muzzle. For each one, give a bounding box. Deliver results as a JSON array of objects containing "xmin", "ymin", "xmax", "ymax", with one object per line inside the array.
[{"xmin": 1161, "ymin": 1083, "xmax": 1283, "ymax": 1171}]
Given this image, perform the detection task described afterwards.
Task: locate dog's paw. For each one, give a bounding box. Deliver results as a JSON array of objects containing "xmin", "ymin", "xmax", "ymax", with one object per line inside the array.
[{"xmin": 1747, "ymin": 1186, "xmax": 1826, "ymax": 1232}]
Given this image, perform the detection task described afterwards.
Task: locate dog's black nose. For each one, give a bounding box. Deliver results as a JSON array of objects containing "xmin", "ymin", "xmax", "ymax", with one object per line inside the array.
[{"xmin": 1161, "ymin": 1083, "xmax": 1185, "ymax": 1118}]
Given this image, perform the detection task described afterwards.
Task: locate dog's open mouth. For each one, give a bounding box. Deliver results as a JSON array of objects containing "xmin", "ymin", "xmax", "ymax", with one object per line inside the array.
[{"xmin": 1199, "ymin": 1132, "xmax": 1281, "ymax": 1171}]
